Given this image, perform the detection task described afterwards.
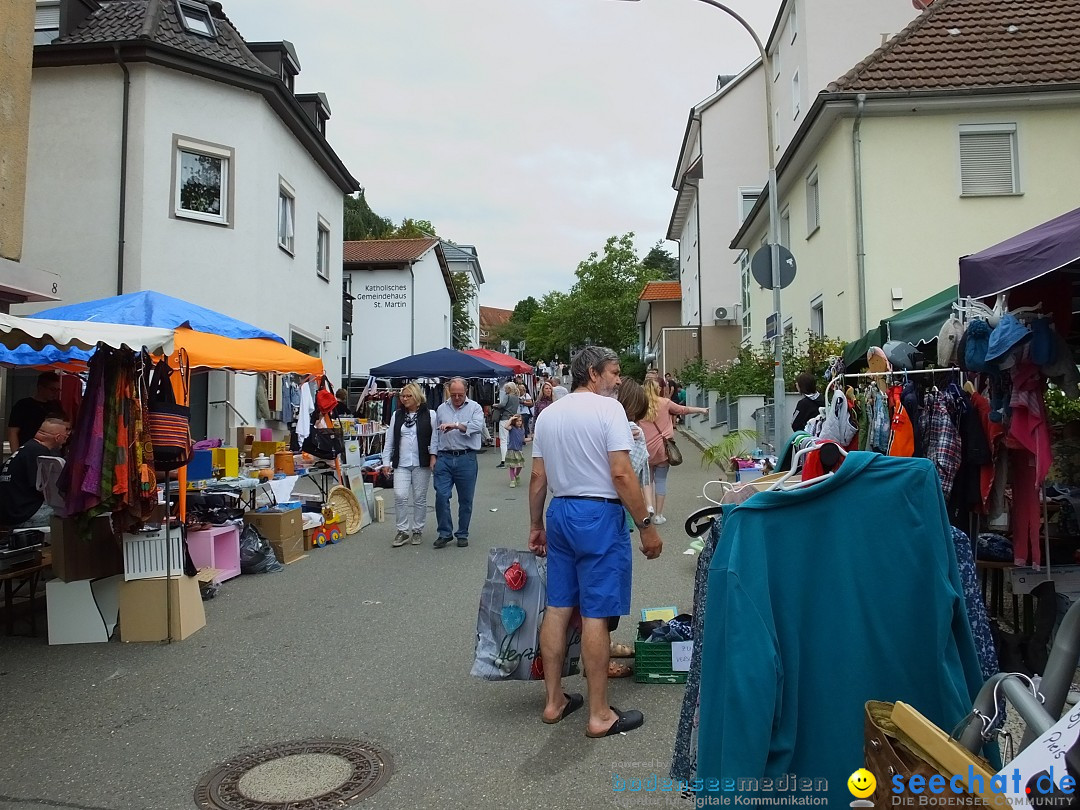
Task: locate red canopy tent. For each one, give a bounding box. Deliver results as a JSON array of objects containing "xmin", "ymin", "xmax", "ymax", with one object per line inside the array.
[{"xmin": 463, "ymin": 348, "xmax": 531, "ymax": 375}]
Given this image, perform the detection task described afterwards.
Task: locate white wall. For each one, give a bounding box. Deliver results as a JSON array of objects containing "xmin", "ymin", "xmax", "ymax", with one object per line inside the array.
[
  {"xmin": 22, "ymin": 62, "xmax": 348, "ymax": 432},
  {"xmin": 347, "ymin": 252, "xmax": 452, "ymax": 374},
  {"xmin": 745, "ymin": 103, "xmax": 1080, "ymax": 342}
]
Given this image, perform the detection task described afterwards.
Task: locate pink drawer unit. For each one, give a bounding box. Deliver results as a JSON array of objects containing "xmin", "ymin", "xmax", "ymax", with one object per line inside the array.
[{"xmin": 185, "ymin": 525, "xmax": 241, "ymax": 584}]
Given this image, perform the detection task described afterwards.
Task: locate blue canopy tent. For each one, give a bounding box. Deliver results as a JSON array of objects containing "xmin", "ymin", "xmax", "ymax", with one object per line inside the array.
[
  {"xmin": 370, "ymin": 348, "xmax": 514, "ymax": 378},
  {"xmin": 33, "ymin": 290, "xmax": 284, "ymax": 342},
  {"xmin": 3, "ymin": 290, "xmax": 287, "ymax": 366}
]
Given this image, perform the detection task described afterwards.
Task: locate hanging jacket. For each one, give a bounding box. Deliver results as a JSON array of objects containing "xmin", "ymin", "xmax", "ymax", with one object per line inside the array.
[{"xmin": 887, "ymin": 385, "xmax": 914, "ymax": 457}]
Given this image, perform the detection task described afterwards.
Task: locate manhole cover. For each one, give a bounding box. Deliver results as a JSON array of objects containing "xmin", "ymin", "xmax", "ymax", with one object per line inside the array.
[{"xmin": 194, "ymin": 738, "xmax": 393, "ymax": 809}]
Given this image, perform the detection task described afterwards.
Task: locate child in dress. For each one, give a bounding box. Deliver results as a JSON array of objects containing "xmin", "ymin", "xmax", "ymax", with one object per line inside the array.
[{"xmin": 506, "ymin": 415, "xmax": 525, "ymax": 487}]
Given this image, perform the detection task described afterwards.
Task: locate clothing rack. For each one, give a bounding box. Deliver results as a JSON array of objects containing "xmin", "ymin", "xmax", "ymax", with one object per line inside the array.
[{"xmin": 840, "ymin": 367, "xmax": 961, "ymax": 380}]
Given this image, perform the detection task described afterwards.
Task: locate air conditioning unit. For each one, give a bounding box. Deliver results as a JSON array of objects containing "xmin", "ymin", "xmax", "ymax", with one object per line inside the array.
[{"xmin": 713, "ymin": 304, "xmax": 738, "ymax": 324}]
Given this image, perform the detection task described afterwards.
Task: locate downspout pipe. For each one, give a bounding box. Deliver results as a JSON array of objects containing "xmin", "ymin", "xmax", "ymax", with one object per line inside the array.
[
  {"xmin": 852, "ymin": 93, "xmax": 868, "ymax": 335},
  {"xmin": 113, "ymin": 46, "xmax": 130, "ymax": 296},
  {"xmin": 694, "ymin": 188, "xmax": 704, "ymax": 361},
  {"xmin": 409, "ymin": 260, "xmax": 416, "ymax": 355}
]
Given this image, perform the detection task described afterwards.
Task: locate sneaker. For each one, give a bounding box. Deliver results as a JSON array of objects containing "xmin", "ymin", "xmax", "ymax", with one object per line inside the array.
[
  {"xmin": 410, "ymin": 531, "xmax": 422, "ymax": 545},
  {"xmin": 456, "ymin": 538, "xmax": 469, "ymax": 548},
  {"xmin": 652, "ymin": 515, "xmax": 667, "ymax": 525},
  {"xmin": 433, "ymin": 536, "xmax": 453, "ymax": 549},
  {"xmin": 496, "ymin": 462, "xmax": 506, "ymax": 468},
  {"xmin": 392, "ymin": 531, "xmax": 409, "ymax": 547},
  {"xmin": 509, "ymin": 479, "xmax": 517, "ymax": 488}
]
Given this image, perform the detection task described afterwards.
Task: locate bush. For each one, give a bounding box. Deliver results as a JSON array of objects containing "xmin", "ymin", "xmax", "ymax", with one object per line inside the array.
[{"xmin": 678, "ymin": 331, "xmax": 845, "ymax": 397}]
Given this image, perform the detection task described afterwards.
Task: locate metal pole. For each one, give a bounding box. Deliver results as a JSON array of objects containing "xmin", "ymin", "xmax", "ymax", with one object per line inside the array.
[{"xmin": 678, "ymin": 0, "xmax": 785, "ymax": 451}]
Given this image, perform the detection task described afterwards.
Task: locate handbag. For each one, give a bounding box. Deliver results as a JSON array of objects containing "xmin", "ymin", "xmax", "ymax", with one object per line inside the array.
[
  {"xmin": 864, "ymin": 701, "xmax": 995, "ymax": 808},
  {"xmin": 471, "ymin": 548, "xmax": 581, "ymax": 681},
  {"xmin": 664, "ymin": 436, "xmax": 683, "ymax": 466},
  {"xmin": 145, "ymin": 349, "xmax": 193, "ymax": 472},
  {"xmin": 301, "ymin": 426, "xmax": 344, "ymax": 460},
  {"xmin": 315, "ymin": 376, "xmax": 338, "ymax": 417}
]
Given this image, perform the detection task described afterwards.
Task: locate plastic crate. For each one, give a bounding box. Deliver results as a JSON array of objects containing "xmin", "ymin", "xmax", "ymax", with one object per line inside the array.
[
  {"xmin": 122, "ymin": 527, "xmax": 184, "ymax": 581},
  {"xmin": 633, "ymin": 640, "xmax": 688, "ymax": 684}
]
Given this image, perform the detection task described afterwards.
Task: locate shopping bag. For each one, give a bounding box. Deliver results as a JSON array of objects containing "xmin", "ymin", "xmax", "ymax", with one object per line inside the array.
[
  {"xmin": 145, "ymin": 349, "xmax": 192, "ymax": 472},
  {"xmin": 471, "ymin": 548, "xmax": 581, "ymax": 681}
]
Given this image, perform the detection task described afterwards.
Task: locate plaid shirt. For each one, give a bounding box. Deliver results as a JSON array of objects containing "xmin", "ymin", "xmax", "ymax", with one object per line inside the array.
[{"xmin": 924, "ymin": 393, "xmax": 962, "ymax": 498}]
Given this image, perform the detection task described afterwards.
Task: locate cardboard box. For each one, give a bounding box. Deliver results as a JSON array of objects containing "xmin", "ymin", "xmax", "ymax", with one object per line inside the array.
[
  {"xmin": 236, "ymin": 426, "xmax": 257, "ymax": 451},
  {"xmin": 49, "ymin": 515, "xmax": 123, "ymax": 583},
  {"xmin": 251, "ymin": 441, "xmax": 287, "ymax": 460},
  {"xmin": 270, "ymin": 532, "xmax": 305, "ymax": 564},
  {"xmin": 243, "ymin": 506, "xmax": 302, "ymax": 543},
  {"xmin": 118, "ymin": 575, "xmax": 206, "ymax": 642}
]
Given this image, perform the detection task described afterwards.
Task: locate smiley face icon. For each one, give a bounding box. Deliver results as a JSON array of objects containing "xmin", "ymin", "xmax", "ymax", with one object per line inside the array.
[{"xmin": 848, "ymin": 768, "xmax": 877, "ymax": 799}]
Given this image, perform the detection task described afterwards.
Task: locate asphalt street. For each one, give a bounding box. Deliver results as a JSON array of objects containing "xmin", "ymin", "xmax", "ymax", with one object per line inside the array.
[{"xmin": 0, "ymin": 423, "xmax": 721, "ymax": 810}]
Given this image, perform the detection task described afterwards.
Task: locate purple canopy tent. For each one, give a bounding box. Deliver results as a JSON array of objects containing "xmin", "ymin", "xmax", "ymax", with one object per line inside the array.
[{"xmin": 959, "ymin": 206, "xmax": 1080, "ymax": 299}]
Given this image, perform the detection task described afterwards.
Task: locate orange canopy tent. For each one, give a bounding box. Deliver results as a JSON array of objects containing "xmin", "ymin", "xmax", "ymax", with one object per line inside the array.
[
  {"xmin": 167, "ymin": 327, "xmax": 323, "ymax": 375},
  {"xmin": 463, "ymin": 348, "xmax": 532, "ymax": 375}
]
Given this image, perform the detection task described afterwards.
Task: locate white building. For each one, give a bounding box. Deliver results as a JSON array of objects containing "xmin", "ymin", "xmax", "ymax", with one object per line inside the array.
[
  {"xmin": 440, "ymin": 241, "xmax": 485, "ymax": 349},
  {"xmin": 667, "ymin": 0, "xmax": 921, "ymax": 357},
  {"xmin": 21, "ymin": 0, "xmax": 358, "ymax": 438},
  {"xmin": 342, "ymin": 238, "xmax": 456, "ymax": 381}
]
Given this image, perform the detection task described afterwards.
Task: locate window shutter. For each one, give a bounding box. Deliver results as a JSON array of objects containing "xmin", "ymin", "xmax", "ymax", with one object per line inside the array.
[
  {"xmin": 960, "ymin": 132, "xmax": 1016, "ymax": 194},
  {"xmin": 36, "ymin": 4, "xmax": 60, "ymax": 28}
]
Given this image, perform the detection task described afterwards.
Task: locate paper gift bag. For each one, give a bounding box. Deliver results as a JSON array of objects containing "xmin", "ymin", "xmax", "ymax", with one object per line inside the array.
[{"xmin": 471, "ymin": 548, "xmax": 581, "ymax": 681}]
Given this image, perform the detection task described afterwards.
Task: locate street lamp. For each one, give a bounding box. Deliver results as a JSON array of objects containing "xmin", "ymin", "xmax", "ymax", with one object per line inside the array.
[{"xmin": 613, "ymin": 0, "xmax": 785, "ymax": 452}]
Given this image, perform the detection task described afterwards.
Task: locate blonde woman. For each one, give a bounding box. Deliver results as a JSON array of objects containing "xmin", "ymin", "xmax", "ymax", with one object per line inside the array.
[
  {"xmin": 381, "ymin": 383, "xmax": 437, "ymax": 546},
  {"xmin": 640, "ymin": 379, "xmax": 708, "ymax": 524}
]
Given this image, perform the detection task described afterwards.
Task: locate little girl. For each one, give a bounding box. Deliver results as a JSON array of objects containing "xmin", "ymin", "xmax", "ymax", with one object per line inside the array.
[{"xmin": 506, "ymin": 415, "xmax": 525, "ymax": 487}]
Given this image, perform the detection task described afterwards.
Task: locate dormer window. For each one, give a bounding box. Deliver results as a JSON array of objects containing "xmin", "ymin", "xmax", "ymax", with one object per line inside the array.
[{"xmin": 176, "ymin": 0, "xmax": 216, "ymax": 38}]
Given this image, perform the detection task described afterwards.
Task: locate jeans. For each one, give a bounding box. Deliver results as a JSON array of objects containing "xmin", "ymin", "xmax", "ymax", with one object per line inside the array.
[
  {"xmin": 393, "ymin": 466, "xmax": 432, "ymax": 533},
  {"xmin": 434, "ymin": 452, "xmax": 478, "ymax": 540},
  {"xmin": 16, "ymin": 502, "xmax": 53, "ymax": 529}
]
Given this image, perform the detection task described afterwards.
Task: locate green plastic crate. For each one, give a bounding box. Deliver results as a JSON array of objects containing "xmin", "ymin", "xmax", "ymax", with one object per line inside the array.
[{"xmin": 633, "ymin": 640, "xmax": 688, "ymax": 684}]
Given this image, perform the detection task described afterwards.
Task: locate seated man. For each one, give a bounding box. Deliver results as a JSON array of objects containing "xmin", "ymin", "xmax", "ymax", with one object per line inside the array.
[{"xmin": 0, "ymin": 417, "xmax": 69, "ymax": 528}]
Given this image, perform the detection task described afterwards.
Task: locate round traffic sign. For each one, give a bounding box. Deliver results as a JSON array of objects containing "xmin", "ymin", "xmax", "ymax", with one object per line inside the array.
[{"xmin": 750, "ymin": 244, "xmax": 797, "ymax": 290}]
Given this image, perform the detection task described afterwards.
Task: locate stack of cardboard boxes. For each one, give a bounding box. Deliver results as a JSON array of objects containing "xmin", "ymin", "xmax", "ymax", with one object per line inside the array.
[{"xmin": 244, "ymin": 505, "xmax": 305, "ymax": 564}]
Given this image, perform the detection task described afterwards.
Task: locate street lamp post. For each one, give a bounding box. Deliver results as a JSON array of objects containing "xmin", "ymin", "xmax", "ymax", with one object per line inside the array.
[{"xmin": 615, "ymin": 0, "xmax": 785, "ymax": 452}]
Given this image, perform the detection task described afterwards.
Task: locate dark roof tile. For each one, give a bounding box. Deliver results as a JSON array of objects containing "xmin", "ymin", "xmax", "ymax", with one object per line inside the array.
[{"xmin": 828, "ymin": 0, "xmax": 1080, "ymax": 93}]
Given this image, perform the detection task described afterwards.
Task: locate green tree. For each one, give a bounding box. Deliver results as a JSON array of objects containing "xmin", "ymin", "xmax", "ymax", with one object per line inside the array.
[
  {"xmin": 525, "ymin": 291, "xmax": 572, "ymax": 363},
  {"xmin": 558, "ymin": 233, "xmax": 665, "ymax": 353},
  {"xmin": 641, "ymin": 241, "xmax": 679, "ymax": 281},
  {"xmin": 392, "ymin": 218, "xmax": 438, "ymax": 238},
  {"xmin": 342, "ymin": 190, "xmax": 393, "ymax": 240},
  {"xmin": 451, "ymin": 271, "xmax": 476, "ymax": 349}
]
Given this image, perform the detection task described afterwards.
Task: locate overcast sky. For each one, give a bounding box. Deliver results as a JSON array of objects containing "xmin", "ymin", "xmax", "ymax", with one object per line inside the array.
[{"xmin": 224, "ymin": 0, "xmax": 780, "ymax": 310}]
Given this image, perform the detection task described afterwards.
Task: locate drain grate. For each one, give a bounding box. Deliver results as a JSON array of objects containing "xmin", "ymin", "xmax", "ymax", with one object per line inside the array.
[{"xmin": 194, "ymin": 737, "xmax": 393, "ymax": 809}]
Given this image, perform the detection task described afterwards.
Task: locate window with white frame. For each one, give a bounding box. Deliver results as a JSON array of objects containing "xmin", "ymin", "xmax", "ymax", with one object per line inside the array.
[
  {"xmin": 780, "ymin": 207, "xmax": 791, "ymax": 248},
  {"xmin": 810, "ymin": 297, "xmax": 824, "ymax": 338},
  {"xmin": 739, "ymin": 187, "xmax": 763, "ymax": 222},
  {"xmin": 772, "ymin": 50, "xmax": 780, "ymax": 82},
  {"xmin": 278, "ymin": 180, "xmax": 295, "ymax": 254},
  {"xmin": 791, "ymin": 71, "xmax": 801, "ymax": 119},
  {"xmin": 316, "ymin": 216, "xmax": 331, "ymax": 280},
  {"xmin": 34, "ymin": 1, "xmax": 60, "ymax": 45},
  {"xmin": 175, "ymin": 0, "xmax": 216, "ymax": 37},
  {"xmin": 740, "ymin": 251, "xmax": 752, "ymax": 341},
  {"xmin": 775, "ymin": 109, "xmax": 780, "ymax": 149},
  {"xmin": 806, "ymin": 171, "xmax": 820, "ymax": 235},
  {"xmin": 174, "ymin": 137, "xmax": 230, "ymax": 224},
  {"xmin": 959, "ymin": 123, "xmax": 1019, "ymax": 196},
  {"xmin": 789, "ymin": 3, "xmax": 797, "ymax": 42}
]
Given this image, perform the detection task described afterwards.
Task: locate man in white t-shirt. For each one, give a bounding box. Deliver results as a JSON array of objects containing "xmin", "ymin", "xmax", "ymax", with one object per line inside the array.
[{"xmin": 528, "ymin": 346, "xmax": 663, "ymax": 738}]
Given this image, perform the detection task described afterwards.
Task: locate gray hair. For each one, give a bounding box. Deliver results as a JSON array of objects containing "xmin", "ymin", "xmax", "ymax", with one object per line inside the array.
[
  {"xmin": 570, "ymin": 346, "xmax": 618, "ymax": 390},
  {"xmin": 447, "ymin": 376, "xmax": 468, "ymax": 393}
]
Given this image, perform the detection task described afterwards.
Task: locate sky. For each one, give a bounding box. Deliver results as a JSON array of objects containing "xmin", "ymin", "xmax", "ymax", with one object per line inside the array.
[{"xmin": 224, "ymin": 0, "xmax": 781, "ymax": 310}]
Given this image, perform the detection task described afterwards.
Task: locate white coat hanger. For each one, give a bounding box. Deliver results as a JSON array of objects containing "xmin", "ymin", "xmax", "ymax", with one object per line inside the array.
[{"xmin": 767, "ymin": 441, "xmax": 848, "ymax": 491}]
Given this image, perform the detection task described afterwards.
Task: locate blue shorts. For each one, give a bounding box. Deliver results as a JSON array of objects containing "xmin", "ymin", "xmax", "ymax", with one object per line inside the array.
[{"xmin": 545, "ymin": 498, "xmax": 632, "ymax": 619}]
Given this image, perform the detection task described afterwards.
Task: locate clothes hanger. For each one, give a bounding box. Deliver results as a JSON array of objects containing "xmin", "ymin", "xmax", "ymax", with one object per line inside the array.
[{"xmin": 767, "ymin": 441, "xmax": 848, "ymax": 491}]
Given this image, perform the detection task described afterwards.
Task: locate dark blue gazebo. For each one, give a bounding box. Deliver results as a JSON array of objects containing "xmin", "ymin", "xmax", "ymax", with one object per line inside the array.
[{"xmin": 370, "ymin": 348, "xmax": 513, "ymax": 378}]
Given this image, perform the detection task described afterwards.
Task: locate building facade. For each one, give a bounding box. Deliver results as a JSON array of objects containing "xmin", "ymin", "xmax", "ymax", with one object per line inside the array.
[{"xmin": 20, "ymin": 0, "xmax": 358, "ymax": 439}]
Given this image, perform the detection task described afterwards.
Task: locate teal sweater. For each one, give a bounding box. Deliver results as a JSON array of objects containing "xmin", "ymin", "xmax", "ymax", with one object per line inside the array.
[{"xmin": 696, "ymin": 452, "xmax": 984, "ymax": 807}]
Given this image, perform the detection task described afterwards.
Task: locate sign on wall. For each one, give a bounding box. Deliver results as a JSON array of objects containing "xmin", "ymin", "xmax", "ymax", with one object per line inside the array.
[{"xmin": 355, "ymin": 283, "xmax": 410, "ymax": 311}]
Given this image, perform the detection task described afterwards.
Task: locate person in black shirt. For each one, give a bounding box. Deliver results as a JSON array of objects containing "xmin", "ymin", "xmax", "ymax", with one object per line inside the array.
[
  {"xmin": 0, "ymin": 417, "xmax": 69, "ymax": 528},
  {"xmin": 791, "ymin": 371, "xmax": 823, "ymax": 433},
  {"xmin": 6, "ymin": 372, "xmax": 64, "ymax": 453}
]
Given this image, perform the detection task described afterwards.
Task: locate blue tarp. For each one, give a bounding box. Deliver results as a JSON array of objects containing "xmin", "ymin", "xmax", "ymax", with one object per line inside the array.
[
  {"xmin": 370, "ymin": 348, "xmax": 514, "ymax": 378},
  {"xmin": 0, "ymin": 343, "xmax": 91, "ymax": 368},
  {"xmin": 33, "ymin": 290, "xmax": 285, "ymax": 343}
]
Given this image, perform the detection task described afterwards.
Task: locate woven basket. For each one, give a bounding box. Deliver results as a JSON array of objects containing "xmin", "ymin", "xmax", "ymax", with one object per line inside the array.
[{"xmin": 326, "ymin": 485, "xmax": 362, "ymax": 535}]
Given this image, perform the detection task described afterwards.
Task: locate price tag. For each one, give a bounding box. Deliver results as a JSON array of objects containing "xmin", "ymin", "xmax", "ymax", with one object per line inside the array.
[
  {"xmin": 996, "ymin": 703, "xmax": 1080, "ymax": 804},
  {"xmin": 671, "ymin": 641, "xmax": 693, "ymax": 672}
]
